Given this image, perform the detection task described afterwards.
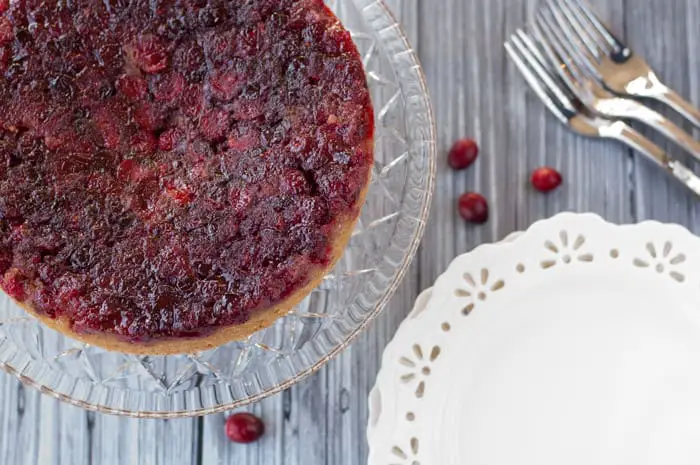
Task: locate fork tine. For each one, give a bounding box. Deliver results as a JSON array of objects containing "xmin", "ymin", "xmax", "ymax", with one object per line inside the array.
[
  {"xmin": 505, "ymin": 41, "xmax": 569, "ymax": 125},
  {"xmin": 514, "ymin": 30, "xmax": 552, "ymax": 79},
  {"xmin": 513, "ymin": 29, "xmax": 577, "ymax": 112},
  {"xmin": 534, "ymin": 10, "xmax": 589, "ymax": 85},
  {"xmin": 546, "ymin": 0, "xmax": 603, "ymax": 63},
  {"xmin": 540, "ymin": 4, "xmax": 601, "ymax": 80},
  {"xmin": 568, "ymin": 0, "xmax": 627, "ymax": 54},
  {"xmin": 523, "ymin": 19, "xmax": 580, "ymax": 98},
  {"xmin": 505, "ymin": 33, "xmax": 575, "ymax": 125},
  {"xmin": 562, "ymin": 0, "xmax": 612, "ymax": 60}
]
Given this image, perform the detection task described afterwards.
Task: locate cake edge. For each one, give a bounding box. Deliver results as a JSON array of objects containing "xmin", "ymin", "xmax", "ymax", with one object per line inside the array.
[{"xmin": 11, "ymin": 143, "xmax": 373, "ymax": 355}]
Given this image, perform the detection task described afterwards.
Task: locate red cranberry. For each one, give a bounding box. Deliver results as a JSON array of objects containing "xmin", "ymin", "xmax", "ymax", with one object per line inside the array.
[
  {"xmin": 92, "ymin": 109, "xmax": 121, "ymax": 149},
  {"xmin": 0, "ymin": 46, "xmax": 9, "ymax": 72},
  {"xmin": 0, "ymin": 255, "xmax": 10, "ymax": 275},
  {"xmin": 166, "ymin": 185, "xmax": 193, "ymax": 205},
  {"xmin": 227, "ymin": 131, "xmax": 258, "ymax": 151},
  {"xmin": 531, "ymin": 167, "xmax": 562, "ymax": 192},
  {"xmin": 134, "ymin": 104, "xmax": 163, "ymax": 131},
  {"xmin": 199, "ymin": 109, "xmax": 229, "ymax": 141},
  {"xmin": 210, "ymin": 71, "xmax": 243, "ymax": 101},
  {"xmin": 231, "ymin": 98, "xmax": 265, "ymax": 121},
  {"xmin": 181, "ymin": 85, "xmax": 204, "ymax": 116},
  {"xmin": 131, "ymin": 35, "xmax": 168, "ymax": 73},
  {"xmin": 153, "ymin": 73, "xmax": 185, "ymax": 102},
  {"xmin": 0, "ymin": 18, "xmax": 13, "ymax": 45},
  {"xmin": 458, "ymin": 192, "xmax": 488, "ymax": 224},
  {"xmin": 3, "ymin": 273, "xmax": 26, "ymax": 301},
  {"xmin": 131, "ymin": 131, "xmax": 157, "ymax": 154},
  {"xmin": 229, "ymin": 187, "xmax": 254, "ymax": 215},
  {"xmin": 0, "ymin": 0, "xmax": 9, "ymax": 14},
  {"xmin": 117, "ymin": 159, "xmax": 137, "ymax": 181},
  {"xmin": 225, "ymin": 413, "xmax": 265, "ymax": 444},
  {"xmin": 280, "ymin": 169, "xmax": 309, "ymax": 195},
  {"xmin": 116, "ymin": 75, "xmax": 148, "ymax": 100},
  {"xmin": 288, "ymin": 135, "xmax": 308, "ymax": 153},
  {"xmin": 158, "ymin": 128, "xmax": 181, "ymax": 151},
  {"xmin": 448, "ymin": 138, "xmax": 478, "ymax": 170}
]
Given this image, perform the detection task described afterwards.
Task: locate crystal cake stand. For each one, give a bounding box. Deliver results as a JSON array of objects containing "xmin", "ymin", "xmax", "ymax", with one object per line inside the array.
[{"xmin": 0, "ymin": 0, "xmax": 436, "ymax": 417}]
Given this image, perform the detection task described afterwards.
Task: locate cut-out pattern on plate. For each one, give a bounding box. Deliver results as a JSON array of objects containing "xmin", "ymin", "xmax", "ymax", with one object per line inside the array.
[
  {"xmin": 540, "ymin": 231, "xmax": 593, "ymax": 269},
  {"xmin": 368, "ymin": 214, "xmax": 700, "ymax": 465},
  {"xmin": 391, "ymin": 437, "xmax": 420, "ymax": 465},
  {"xmin": 455, "ymin": 268, "xmax": 505, "ymax": 315},
  {"xmin": 633, "ymin": 241, "xmax": 686, "ymax": 282},
  {"xmin": 399, "ymin": 344, "xmax": 440, "ymax": 399}
]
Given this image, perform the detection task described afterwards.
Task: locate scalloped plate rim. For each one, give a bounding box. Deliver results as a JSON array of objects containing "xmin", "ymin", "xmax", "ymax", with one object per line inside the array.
[{"xmin": 367, "ymin": 212, "xmax": 700, "ymax": 464}]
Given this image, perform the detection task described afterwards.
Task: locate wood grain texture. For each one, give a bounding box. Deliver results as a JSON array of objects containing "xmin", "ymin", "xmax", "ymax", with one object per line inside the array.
[{"xmin": 0, "ymin": 0, "xmax": 698, "ymax": 463}]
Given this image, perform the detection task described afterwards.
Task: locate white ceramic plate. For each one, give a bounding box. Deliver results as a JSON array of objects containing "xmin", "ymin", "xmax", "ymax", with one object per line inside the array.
[{"xmin": 368, "ymin": 213, "xmax": 700, "ymax": 465}]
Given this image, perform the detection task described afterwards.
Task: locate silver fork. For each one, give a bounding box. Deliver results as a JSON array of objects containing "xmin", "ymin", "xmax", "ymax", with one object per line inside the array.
[
  {"xmin": 533, "ymin": 4, "xmax": 700, "ymax": 161},
  {"xmin": 547, "ymin": 0, "xmax": 700, "ymax": 129},
  {"xmin": 504, "ymin": 29, "xmax": 700, "ymax": 198}
]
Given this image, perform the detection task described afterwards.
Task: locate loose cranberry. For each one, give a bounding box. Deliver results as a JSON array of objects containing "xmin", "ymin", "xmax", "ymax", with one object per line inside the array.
[
  {"xmin": 173, "ymin": 41, "xmax": 206, "ymax": 77},
  {"xmin": 0, "ymin": 0, "xmax": 8, "ymax": 14},
  {"xmin": 448, "ymin": 138, "xmax": 478, "ymax": 170},
  {"xmin": 225, "ymin": 413, "xmax": 265, "ymax": 444},
  {"xmin": 458, "ymin": 192, "xmax": 488, "ymax": 224},
  {"xmin": 531, "ymin": 167, "xmax": 563, "ymax": 192}
]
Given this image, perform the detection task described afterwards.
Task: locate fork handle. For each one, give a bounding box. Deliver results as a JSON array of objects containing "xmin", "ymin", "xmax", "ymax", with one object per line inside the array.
[
  {"xmin": 602, "ymin": 98, "xmax": 700, "ymax": 161},
  {"xmin": 654, "ymin": 87, "xmax": 700, "ymax": 130},
  {"xmin": 600, "ymin": 121, "xmax": 700, "ymax": 198},
  {"xmin": 627, "ymin": 72, "xmax": 700, "ymax": 129}
]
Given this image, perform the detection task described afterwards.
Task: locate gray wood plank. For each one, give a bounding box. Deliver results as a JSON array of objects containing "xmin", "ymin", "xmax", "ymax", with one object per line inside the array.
[
  {"xmin": 0, "ymin": 378, "xmax": 39, "ymax": 465},
  {"xmin": 689, "ymin": 0, "xmax": 700, "ymax": 141},
  {"xmin": 629, "ymin": 0, "xmax": 700, "ymax": 230},
  {"xmin": 417, "ymin": 0, "xmax": 631, "ymax": 295},
  {"xmin": 36, "ymin": 396, "xmax": 90, "ymax": 465},
  {"xmin": 2, "ymin": 0, "xmax": 699, "ymax": 464},
  {"xmin": 89, "ymin": 415, "xmax": 200, "ymax": 465},
  {"xmin": 0, "ymin": 373, "xmax": 200, "ymax": 465}
]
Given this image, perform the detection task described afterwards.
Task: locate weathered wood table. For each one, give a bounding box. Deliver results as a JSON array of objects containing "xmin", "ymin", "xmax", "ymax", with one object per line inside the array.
[{"xmin": 1, "ymin": 0, "xmax": 698, "ymax": 463}]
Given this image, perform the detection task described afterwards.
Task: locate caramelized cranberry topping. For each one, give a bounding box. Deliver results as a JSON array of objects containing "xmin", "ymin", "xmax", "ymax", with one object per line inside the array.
[{"xmin": 0, "ymin": 0, "xmax": 373, "ymax": 341}]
